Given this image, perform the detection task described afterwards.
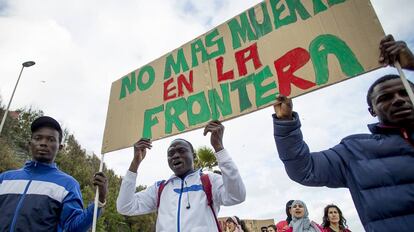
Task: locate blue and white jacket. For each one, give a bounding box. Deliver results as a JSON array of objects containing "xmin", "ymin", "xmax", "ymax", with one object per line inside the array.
[
  {"xmin": 116, "ymin": 149, "xmax": 246, "ymax": 232},
  {"xmin": 0, "ymin": 160, "xmax": 99, "ymax": 232},
  {"xmin": 273, "ymin": 112, "xmax": 414, "ymax": 232}
]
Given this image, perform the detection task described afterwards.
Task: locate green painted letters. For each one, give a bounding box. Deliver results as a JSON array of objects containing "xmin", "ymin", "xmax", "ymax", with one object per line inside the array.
[
  {"xmin": 208, "ymin": 83, "xmax": 233, "ymax": 120},
  {"xmin": 119, "ymin": 72, "xmax": 136, "ymax": 100},
  {"xmin": 205, "ymin": 29, "xmax": 226, "ymax": 61},
  {"xmin": 253, "ymin": 66, "xmax": 277, "ymax": 107},
  {"xmin": 309, "ymin": 34, "xmax": 364, "ymax": 85},
  {"xmin": 164, "ymin": 48, "xmax": 189, "ymax": 79},
  {"xmin": 191, "ymin": 38, "xmax": 207, "ymax": 68},
  {"xmin": 137, "ymin": 66, "xmax": 155, "ymax": 91},
  {"xmin": 187, "ymin": 91, "xmax": 211, "ymax": 126},
  {"xmin": 249, "ymin": 2, "xmax": 273, "ymax": 38},
  {"xmin": 327, "ymin": 0, "xmax": 346, "ymax": 7},
  {"xmin": 165, "ymin": 97, "xmax": 187, "ymax": 134},
  {"xmin": 230, "ymin": 75, "xmax": 254, "ymax": 112},
  {"xmin": 142, "ymin": 105, "xmax": 164, "ymax": 139},
  {"xmin": 228, "ymin": 12, "xmax": 257, "ymax": 49},
  {"xmin": 312, "ymin": 0, "xmax": 328, "ymax": 15},
  {"xmin": 270, "ymin": 0, "xmax": 311, "ymax": 29},
  {"xmin": 191, "ymin": 29, "xmax": 225, "ymax": 68}
]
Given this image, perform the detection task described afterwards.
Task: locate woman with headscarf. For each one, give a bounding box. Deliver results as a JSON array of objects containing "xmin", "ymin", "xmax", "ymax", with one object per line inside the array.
[
  {"xmin": 286, "ymin": 200, "xmax": 322, "ymax": 232},
  {"xmin": 276, "ymin": 199, "xmax": 294, "ymax": 232},
  {"xmin": 226, "ymin": 216, "xmax": 247, "ymax": 232},
  {"xmin": 321, "ymin": 204, "xmax": 351, "ymax": 232}
]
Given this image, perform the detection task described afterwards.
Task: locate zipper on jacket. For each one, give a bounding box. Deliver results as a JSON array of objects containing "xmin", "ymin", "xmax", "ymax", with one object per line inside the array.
[
  {"xmin": 176, "ymin": 180, "xmax": 184, "ymax": 232},
  {"xmin": 10, "ymin": 180, "xmax": 32, "ymax": 232}
]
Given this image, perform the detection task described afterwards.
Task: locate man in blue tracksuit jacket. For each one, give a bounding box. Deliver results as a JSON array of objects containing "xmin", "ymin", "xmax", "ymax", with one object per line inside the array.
[
  {"xmin": 273, "ymin": 35, "xmax": 414, "ymax": 232},
  {"xmin": 0, "ymin": 116, "xmax": 108, "ymax": 231}
]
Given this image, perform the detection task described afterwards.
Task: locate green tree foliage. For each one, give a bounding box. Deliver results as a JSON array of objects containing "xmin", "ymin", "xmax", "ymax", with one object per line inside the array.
[
  {"xmin": 0, "ymin": 139, "xmax": 21, "ymax": 172},
  {"xmin": 194, "ymin": 146, "xmax": 218, "ymax": 171},
  {"xmin": 0, "ymin": 103, "xmax": 157, "ymax": 231}
]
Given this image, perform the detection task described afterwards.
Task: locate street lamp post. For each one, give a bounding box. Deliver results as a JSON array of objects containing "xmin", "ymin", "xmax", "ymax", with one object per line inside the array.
[{"xmin": 0, "ymin": 61, "xmax": 36, "ymax": 136}]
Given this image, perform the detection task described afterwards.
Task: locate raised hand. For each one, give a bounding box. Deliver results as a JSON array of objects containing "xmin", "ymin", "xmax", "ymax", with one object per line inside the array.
[
  {"xmin": 379, "ymin": 34, "xmax": 414, "ymax": 70},
  {"xmin": 273, "ymin": 95, "xmax": 293, "ymax": 120},
  {"xmin": 203, "ymin": 120, "xmax": 224, "ymax": 152},
  {"xmin": 129, "ymin": 138, "xmax": 152, "ymax": 173}
]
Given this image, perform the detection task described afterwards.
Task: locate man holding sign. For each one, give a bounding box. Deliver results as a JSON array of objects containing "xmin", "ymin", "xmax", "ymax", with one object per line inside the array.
[
  {"xmin": 117, "ymin": 120, "xmax": 246, "ymax": 231},
  {"xmin": 0, "ymin": 116, "xmax": 108, "ymax": 231},
  {"xmin": 272, "ymin": 35, "xmax": 414, "ymax": 232}
]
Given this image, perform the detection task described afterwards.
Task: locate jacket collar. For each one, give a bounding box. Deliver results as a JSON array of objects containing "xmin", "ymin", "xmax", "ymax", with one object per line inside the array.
[
  {"xmin": 169, "ymin": 168, "xmax": 201, "ymax": 181},
  {"xmin": 368, "ymin": 122, "xmax": 414, "ymax": 137},
  {"xmin": 24, "ymin": 160, "xmax": 57, "ymax": 171},
  {"xmin": 368, "ymin": 122, "xmax": 401, "ymax": 134}
]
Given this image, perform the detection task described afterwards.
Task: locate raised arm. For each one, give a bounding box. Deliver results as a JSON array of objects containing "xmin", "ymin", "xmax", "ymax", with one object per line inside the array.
[
  {"xmin": 116, "ymin": 139, "xmax": 158, "ymax": 215},
  {"xmin": 273, "ymin": 95, "xmax": 348, "ymax": 187},
  {"xmin": 203, "ymin": 121, "xmax": 246, "ymax": 206},
  {"xmin": 129, "ymin": 138, "xmax": 152, "ymax": 173}
]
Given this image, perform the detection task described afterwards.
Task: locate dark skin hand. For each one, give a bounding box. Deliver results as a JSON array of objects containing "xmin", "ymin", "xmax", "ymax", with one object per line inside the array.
[
  {"xmin": 203, "ymin": 120, "xmax": 225, "ymax": 152},
  {"xmin": 379, "ymin": 34, "xmax": 414, "ymax": 70},
  {"xmin": 273, "ymin": 95, "xmax": 293, "ymax": 120},
  {"xmin": 93, "ymin": 172, "xmax": 108, "ymax": 203},
  {"xmin": 129, "ymin": 138, "xmax": 152, "ymax": 173}
]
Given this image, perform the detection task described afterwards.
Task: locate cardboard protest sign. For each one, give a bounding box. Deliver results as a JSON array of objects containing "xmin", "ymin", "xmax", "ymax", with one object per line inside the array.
[{"xmin": 102, "ymin": 0, "xmax": 384, "ymax": 153}]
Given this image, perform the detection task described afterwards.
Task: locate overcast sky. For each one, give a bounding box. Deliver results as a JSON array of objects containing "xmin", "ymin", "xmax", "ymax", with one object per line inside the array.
[{"xmin": 1, "ymin": 0, "xmax": 413, "ymax": 231}]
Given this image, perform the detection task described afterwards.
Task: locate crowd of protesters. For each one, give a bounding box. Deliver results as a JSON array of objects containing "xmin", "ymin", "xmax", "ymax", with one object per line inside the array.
[{"xmin": 226, "ymin": 201, "xmax": 351, "ymax": 232}]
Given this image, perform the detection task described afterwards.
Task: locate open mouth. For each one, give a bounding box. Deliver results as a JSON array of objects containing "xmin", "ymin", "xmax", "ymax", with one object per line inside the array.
[{"xmin": 172, "ymin": 160, "xmax": 183, "ymax": 168}]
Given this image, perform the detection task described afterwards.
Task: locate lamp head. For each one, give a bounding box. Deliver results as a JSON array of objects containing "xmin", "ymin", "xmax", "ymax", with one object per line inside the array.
[{"xmin": 22, "ymin": 61, "xmax": 35, "ymax": 67}]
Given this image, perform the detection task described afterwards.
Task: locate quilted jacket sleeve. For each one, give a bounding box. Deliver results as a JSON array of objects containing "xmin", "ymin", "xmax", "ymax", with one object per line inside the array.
[{"xmin": 273, "ymin": 112, "xmax": 349, "ymax": 188}]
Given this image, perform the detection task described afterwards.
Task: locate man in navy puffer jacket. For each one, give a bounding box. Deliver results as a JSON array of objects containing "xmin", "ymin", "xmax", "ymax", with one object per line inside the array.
[{"xmin": 273, "ymin": 35, "xmax": 414, "ymax": 232}]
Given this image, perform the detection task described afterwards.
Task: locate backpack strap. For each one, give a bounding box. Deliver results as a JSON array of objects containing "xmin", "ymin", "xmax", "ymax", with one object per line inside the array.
[
  {"xmin": 157, "ymin": 180, "xmax": 166, "ymax": 208},
  {"xmin": 200, "ymin": 173, "xmax": 222, "ymax": 232}
]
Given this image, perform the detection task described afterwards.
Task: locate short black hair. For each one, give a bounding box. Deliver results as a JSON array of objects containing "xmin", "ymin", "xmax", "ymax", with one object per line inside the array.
[
  {"xmin": 366, "ymin": 74, "xmax": 407, "ymax": 108},
  {"xmin": 31, "ymin": 116, "xmax": 63, "ymax": 143},
  {"xmin": 171, "ymin": 138, "xmax": 194, "ymax": 153}
]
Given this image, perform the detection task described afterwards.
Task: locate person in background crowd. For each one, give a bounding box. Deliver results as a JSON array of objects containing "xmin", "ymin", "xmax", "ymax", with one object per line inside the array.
[
  {"xmin": 268, "ymin": 224, "xmax": 277, "ymax": 232},
  {"xmin": 276, "ymin": 200, "xmax": 294, "ymax": 232},
  {"xmin": 321, "ymin": 205, "xmax": 351, "ymax": 232},
  {"xmin": 261, "ymin": 226, "xmax": 268, "ymax": 232},
  {"xmin": 286, "ymin": 200, "xmax": 322, "ymax": 232},
  {"xmin": 226, "ymin": 216, "xmax": 247, "ymax": 232}
]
